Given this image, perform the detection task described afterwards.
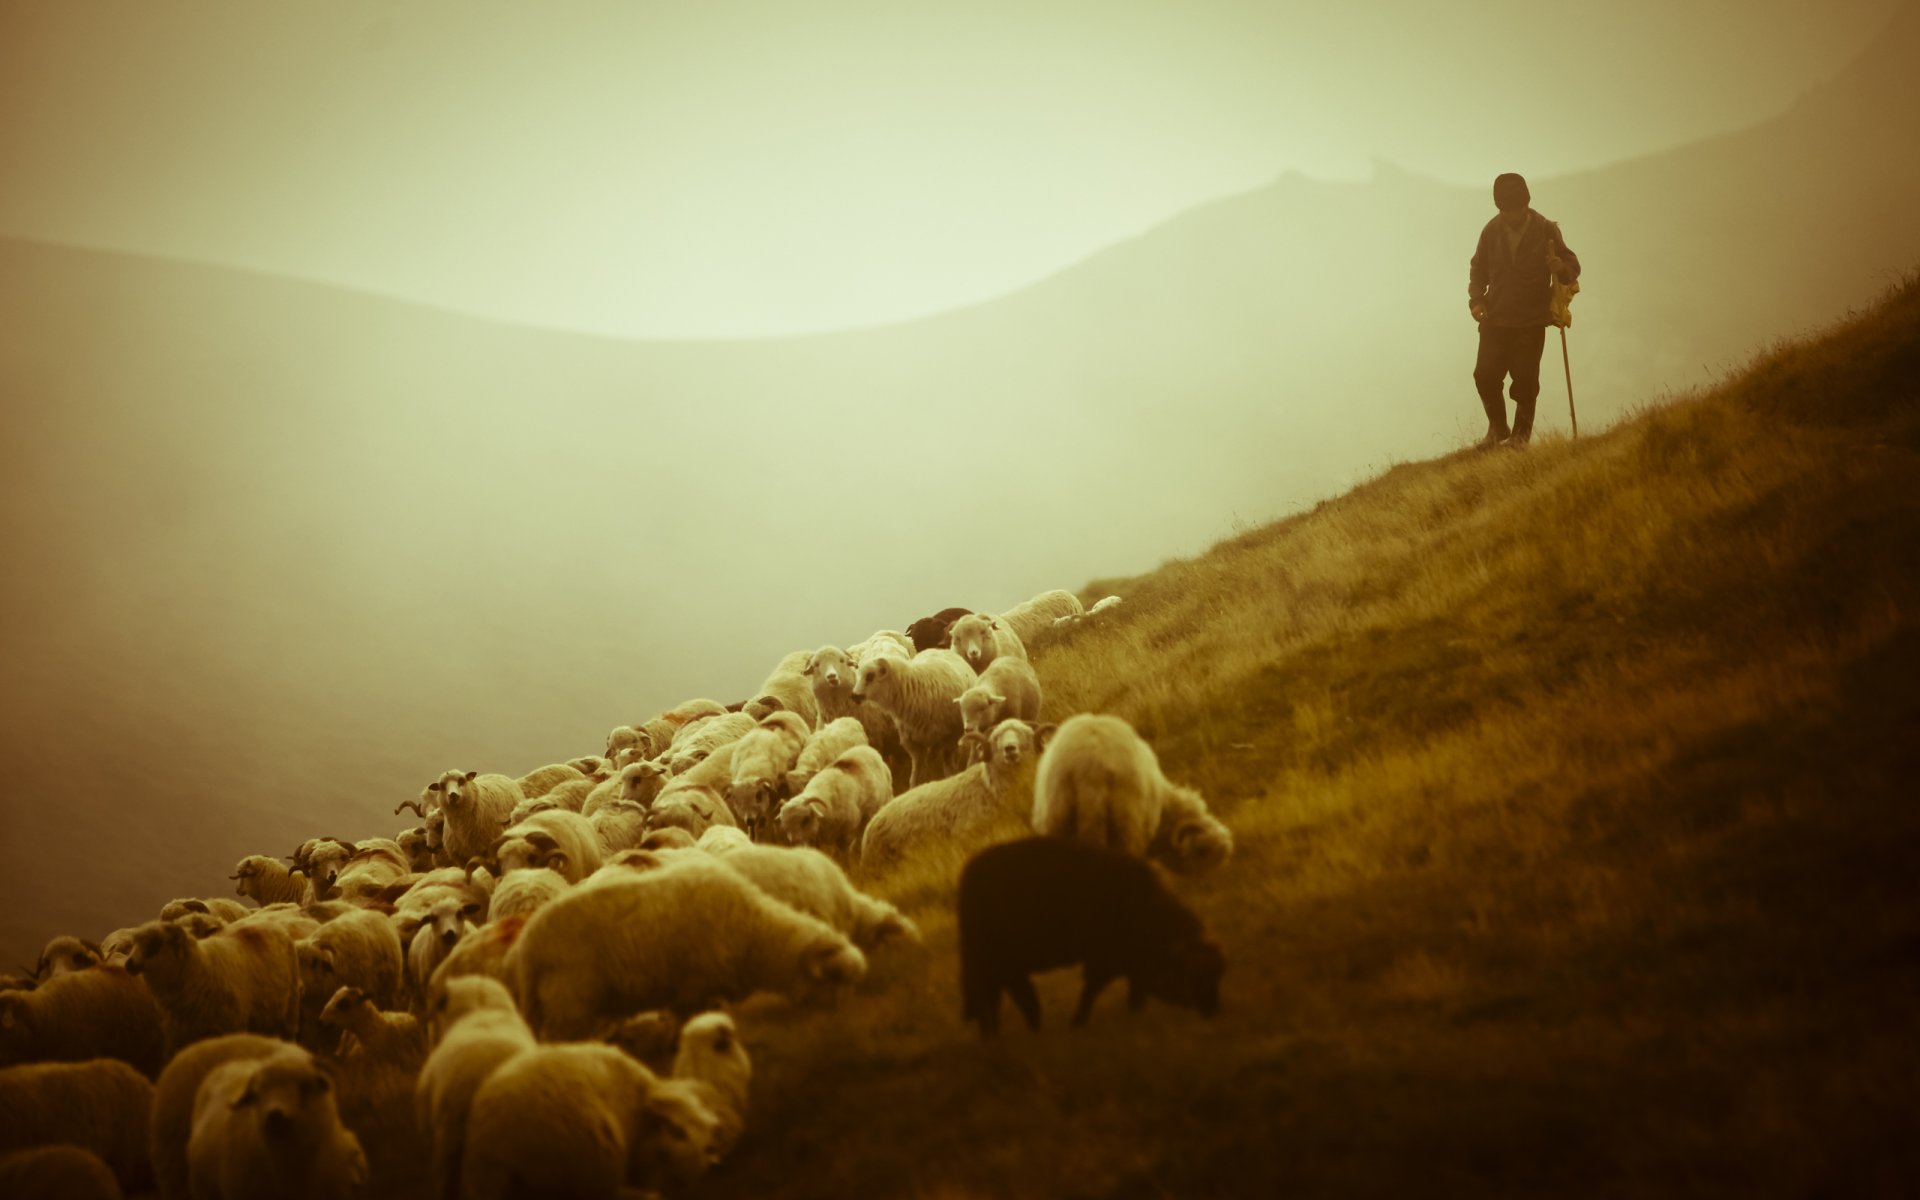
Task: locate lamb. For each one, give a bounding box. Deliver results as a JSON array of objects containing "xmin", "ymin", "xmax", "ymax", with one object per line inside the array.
[
  {"xmin": 485, "ymin": 808, "xmax": 604, "ymax": 883},
  {"xmin": 415, "ymin": 975, "xmax": 535, "ymax": 1200},
  {"xmin": 955, "ymin": 653, "xmax": 1043, "ymax": 737},
  {"xmin": 589, "ymin": 799, "xmax": 652, "ymax": 856},
  {"xmin": 124, "ymin": 920, "xmax": 302, "ymax": 1053},
  {"xmin": 707, "ymin": 841, "xmax": 920, "ymax": 950},
  {"xmin": 784, "ymin": 714, "xmax": 871, "ymax": 797},
  {"xmin": 186, "ymin": 1042, "xmax": 367, "ymax": 1200},
  {"xmin": 904, "ymin": 606, "xmax": 972, "ymax": 652},
  {"xmin": 505, "ymin": 854, "xmax": 868, "ymax": 1038},
  {"xmin": 860, "ymin": 721, "xmax": 1038, "ymax": 868},
  {"xmin": 33, "ymin": 935, "xmax": 103, "ymax": 980},
  {"xmin": 850, "ymin": 648, "xmax": 977, "ymax": 788},
  {"xmin": 666, "ymin": 710, "xmax": 757, "ymax": 774},
  {"xmin": 670, "ymin": 1009, "xmax": 752, "ymax": 1158},
  {"xmin": 229, "ymin": 856, "xmax": 311, "ymax": 906},
  {"xmin": 1032, "ymin": 713, "xmax": 1232, "ymax": 873},
  {"xmin": 515, "ymin": 761, "xmax": 586, "ymax": 798},
  {"xmin": 947, "ymin": 611, "xmax": 1027, "ymax": 671},
  {"xmin": 727, "ymin": 709, "xmax": 812, "ymax": 837},
  {"xmin": 296, "ymin": 910, "xmax": 405, "ymax": 1033},
  {"xmin": 0, "ymin": 1144, "xmax": 124, "ymax": 1200},
  {"xmin": 0, "ymin": 1058, "xmax": 154, "ymax": 1195},
  {"xmin": 776, "ymin": 745, "xmax": 894, "ymax": 859},
  {"xmin": 424, "ymin": 769, "xmax": 525, "ymax": 867},
  {"xmin": 997, "ymin": 587, "xmax": 1085, "ymax": 646},
  {"xmin": 0, "ymin": 965, "xmax": 167, "ymax": 1077},
  {"xmin": 318, "ymin": 985, "xmax": 424, "ymax": 1064},
  {"xmin": 460, "ymin": 1043, "xmax": 718, "ymax": 1199},
  {"xmin": 957, "ymin": 836, "xmax": 1224, "ymax": 1035}
]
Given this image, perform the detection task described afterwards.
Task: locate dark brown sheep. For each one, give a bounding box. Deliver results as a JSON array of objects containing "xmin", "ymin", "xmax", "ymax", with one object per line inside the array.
[
  {"xmin": 905, "ymin": 606, "xmax": 972, "ymax": 652},
  {"xmin": 957, "ymin": 836, "xmax": 1223, "ymax": 1036}
]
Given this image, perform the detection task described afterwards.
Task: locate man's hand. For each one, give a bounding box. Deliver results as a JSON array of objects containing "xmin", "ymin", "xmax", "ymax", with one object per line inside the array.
[{"xmin": 1470, "ymin": 302, "xmax": 1488, "ymax": 323}]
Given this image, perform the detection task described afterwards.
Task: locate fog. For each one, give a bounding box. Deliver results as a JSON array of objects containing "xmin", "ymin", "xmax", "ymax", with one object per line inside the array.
[{"xmin": 1, "ymin": 3, "xmax": 1917, "ymax": 964}]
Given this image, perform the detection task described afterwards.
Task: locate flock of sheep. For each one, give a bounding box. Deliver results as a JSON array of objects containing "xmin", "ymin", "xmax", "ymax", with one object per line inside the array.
[{"xmin": 0, "ymin": 586, "xmax": 1236, "ymax": 1199}]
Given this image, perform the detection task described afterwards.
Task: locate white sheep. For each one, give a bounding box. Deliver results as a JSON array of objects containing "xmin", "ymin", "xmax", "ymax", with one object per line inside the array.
[
  {"xmin": 515, "ymin": 761, "xmax": 586, "ymax": 799},
  {"xmin": 741, "ymin": 647, "xmax": 823, "ymax": 728},
  {"xmin": 696, "ymin": 825, "xmax": 754, "ymax": 853},
  {"xmin": 317, "ymin": 985, "xmax": 424, "ymax": 1065},
  {"xmin": 727, "ymin": 709, "xmax": 812, "ymax": 837},
  {"xmin": 396, "ymin": 827, "xmax": 436, "ymax": 873},
  {"xmin": 0, "ymin": 964, "xmax": 167, "ymax": 1078},
  {"xmin": 861, "ymin": 722, "xmax": 1039, "ymax": 868},
  {"xmin": 486, "ymin": 808, "xmax": 604, "ymax": 883},
  {"xmin": 401, "ymin": 895, "xmax": 483, "ymax": 1008},
  {"xmin": 414, "ymin": 975, "xmax": 535, "ymax": 1200},
  {"xmin": 159, "ymin": 897, "xmax": 252, "ymax": 924},
  {"xmin": 123, "ymin": 921, "xmax": 301, "ymax": 1054},
  {"xmin": 850, "ymin": 629, "xmax": 916, "ymax": 665},
  {"xmin": 460, "ymin": 1042, "xmax": 717, "ymax": 1199},
  {"xmin": 954, "ymin": 654, "xmax": 1043, "ymax": 737},
  {"xmin": 1032, "ymin": 713, "xmax": 1231, "ymax": 873},
  {"xmin": 666, "ymin": 710, "xmax": 758, "ymax": 774},
  {"xmin": 775, "ymin": 745, "xmax": 894, "ymax": 859},
  {"xmin": 706, "ymin": 841, "xmax": 920, "ymax": 950},
  {"xmin": 33, "ymin": 935, "xmax": 103, "ymax": 981},
  {"xmin": 424, "ymin": 770, "xmax": 525, "ymax": 868},
  {"xmin": 589, "ymin": 799, "xmax": 652, "ymax": 856},
  {"xmin": 296, "ymin": 910, "xmax": 405, "ymax": 1035},
  {"xmin": 626, "ymin": 697, "xmax": 730, "ymax": 764},
  {"xmin": 534, "ymin": 776, "xmax": 597, "ymax": 814},
  {"xmin": 484, "ymin": 868, "xmax": 571, "ymax": 922},
  {"xmin": 186, "ymin": 1043, "xmax": 367, "ymax": 1200},
  {"xmin": 645, "ymin": 782, "xmax": 741, "ymax": 840},
  {"xmin": 998, "ymin": 587, "xmax": 1086, "ymax": 645},
  {"xmin": 421, "ymin": 917, "xmax": 527, "ymax": 1008},
  {"xmin": 228, "ymin": 857, "xmax": 311, "ymax": 907},
  {"xmin": 312, "ymin": 840, "xmax": 410, "ymax": 904},
  {"xmin": 582, "ymin": 760, "xmax": 669, "ymax": 817},
  {"xmin": 149, "ymin": 1033, "xmax": 288, "ymax": 1200},
  {"xmin": 505, "ymin": 854, "xmax": 868, "ymax": 1038},
  {"xmin": 946, "ymin": 611, "xmax": 1028, "ymax": 671},
  {"xmin": 670, "ymin": 1009, "xmax": 752, "ymax": 1159},
  {"xmin": 0, "ymin": 1058, "xmax": 153, "ymax": 1196},
  {"xmin": 1052, "ymin": 593, "xmax": 1122, "ymax": 628},
  {"xmin": 850, "ymin": 648, "xmax": 977, "ymax": 788},
  {"xmin": 784, "ymin": 714, "xmax": 870, "ymax": 798}
]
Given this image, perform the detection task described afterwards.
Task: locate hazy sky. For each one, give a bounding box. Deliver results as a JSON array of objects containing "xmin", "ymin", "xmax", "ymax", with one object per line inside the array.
[{"xmin": 0, "ymin": 0, "xmax": 1900, "ymax": 335}]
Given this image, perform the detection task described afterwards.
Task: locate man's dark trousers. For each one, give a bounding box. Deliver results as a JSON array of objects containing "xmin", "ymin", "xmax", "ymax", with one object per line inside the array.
[{"xmin": 1474, "ymin": 323, "xmax": 1548, "ymax": 442}]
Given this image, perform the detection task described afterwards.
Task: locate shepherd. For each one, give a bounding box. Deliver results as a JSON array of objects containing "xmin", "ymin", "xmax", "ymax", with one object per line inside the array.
[{"xmin": 1467, "ymin": 172, "xmax": 1581, "ymax": 448}]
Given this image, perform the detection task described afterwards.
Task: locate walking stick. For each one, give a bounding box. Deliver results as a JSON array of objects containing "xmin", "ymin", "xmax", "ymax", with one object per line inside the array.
[{"xmin": 1559, "ymin": 326, "xmax": 1577, "ymax": 438}]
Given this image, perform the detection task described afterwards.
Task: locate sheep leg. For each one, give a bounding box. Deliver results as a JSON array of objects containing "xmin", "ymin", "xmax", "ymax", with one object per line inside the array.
[
  {"xmin": 1072, "ymin": 966, "xmax": 1119, "ymax": 1027},
  {"xmin": 1005, "ymin": 974, "xmax": 1043, "ymax": 1031}
]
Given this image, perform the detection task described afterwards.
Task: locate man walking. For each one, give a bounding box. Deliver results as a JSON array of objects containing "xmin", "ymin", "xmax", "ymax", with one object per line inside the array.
[{"xmin": 1467, "ymin": 173, "xmax": 1581, "ymax": 448}]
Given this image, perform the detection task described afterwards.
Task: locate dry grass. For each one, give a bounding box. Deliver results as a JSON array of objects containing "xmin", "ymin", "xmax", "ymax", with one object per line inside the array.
[{"xmin": 346, "ymin": 278, "xmax": 1920, "ymax": 1196}]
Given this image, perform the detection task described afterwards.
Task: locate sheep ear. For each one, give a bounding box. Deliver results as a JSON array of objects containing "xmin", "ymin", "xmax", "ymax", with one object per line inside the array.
[
  {"xmin": 231, "ymin": 1082, "xmax": 259, "ymax": 1110},
  {"xmin": 987, "ymin": 692, "xmax": 1006, "ymax": 705},
  {"xmin": 546, "ymin": 852, "xmax": 571, "ymax": 874},
  {"xmin": 463, "ymin": 771, "xmax": 478, "ymax": 783},
  {"xmin": 1034, "ymin": 723, "xmax": 1059, "ymax": 750},
  {"xmin": 428, "ymin": 780, "xmax": 444, "ymax": 792}
]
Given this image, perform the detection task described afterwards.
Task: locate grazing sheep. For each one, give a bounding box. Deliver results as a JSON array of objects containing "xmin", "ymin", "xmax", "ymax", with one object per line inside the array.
[
  {"xmin": 728, "ymin": 710, "xmax": 812, "ymax": 837},
  {"xmin": 1052, "ymin": 593, "xmax": 1122, "ymax": 629},
  {"xmin": 0, "ymin": 965, "xmax": 167, "ymax": 1077},
  {"xmin": 415, "ymin": 976, "xmax": 535, "ymax": 1200},
  {"xmin": 708, "ymin": 841, "xmax": 920, "ymax": 950},
  {"xmin": 957, "ymin": 836, "xmax": 1224, "ymax": 1035},
  {"xmin": 229, "ymin": 857, "xmax": 311, "ymax": 907},
  {"xmin": 589, "ymin": 798, "xmax": 652, "ymax": 856},
  {"xmin": 955, "ymin": 654, "xmax": 1043, "ymax": 737},
  {"xmin": 667, "ymin": 710, "xmax": 757, "ymax": 774},
  {"xmin": 460, "ymin": 1042, "xmax": 717, "ymax": 1199},
  {"xmin": 1149, "ymin": 785, "xmax": 1236, "ymax": 874},
  {"xmin": 947, "ymin": 611, "xmax": 1028, "ymax": 671},
  {"xmin": 860, "ymin": 722, "xmax": 1038, "ymax": 868},
  {"xmin": 515, "ymin": 761, "xmax": 586, "ymax": 799},
  {"xmin": 646, "ymin": 782, "xmax": 741, "ymax": 840},
  {"xmin": 506, "ymin": 855, "xmax": 868, "ymax": 1038},
  {"xmin": 486, "ymin": 809, "xmax": 604, "ymax": 884},
  {"xmin": 776, "ymin": 745, "xmax": 894, "ymax": 859},
  {"xmin": 905, "ymin": 606, "xmax": 972, "ymax": 652},
  {"xmin": 297, "ymin": 910, "xmax": 405, "ymax": 1033},
  {"xmin": 0, "ymin": 1144, "xmax": 124, "ymax": 1200},
  {"xmin": 318, "ymin": 985, "xmax": 424, "ymax": 1064},
  {"xmin": 0, "ymin": 1058, "xmax": 153, "ymax": 1195},
  {"xmin": 997, "ymin": 587, "xmax": 1085, "ymax": 646},
  {"xmin": 1033, "ymin": 713, "xmax": 1230, "ymax": 873},
  {"xmin": 670, "ymin": 1010, "xmax": 752, "ymax": 1158},
  {"xmin": 124, "ymin": 920, "xmax": 302, "ymax": 1053},
  {"xmin": 425, "ymin": 770, "xmax": 525, "ymax": 868},
  {"xmin": 187, "ymin": 1043, "xmax": 367, "ymax": 1200},
  {"xmin": 784, "ymin": 715, "xmax": 871, "ymax": 797},
  {"xmin": 33, "ymin": 935, "xmax": 103, "ymax": 980},
  {"xmin": 851, "ymin": 648, "xmax": 977, "ymax": 788},
  {"xmin": 150, "ymin": 1034, "xmax": 287, "ymax": 1200}
]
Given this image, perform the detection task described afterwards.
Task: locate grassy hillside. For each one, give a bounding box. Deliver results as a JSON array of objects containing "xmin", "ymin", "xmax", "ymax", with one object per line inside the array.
[{"xmin": 683, "ymin": 276, "xmax": 1920, "ymax": 1198}]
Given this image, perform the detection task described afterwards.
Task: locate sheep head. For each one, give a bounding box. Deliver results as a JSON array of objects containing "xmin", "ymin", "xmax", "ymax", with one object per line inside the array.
[
  {"xmin": 318, "ymin": 985, "xmax": 368, "ymax": 1029},
  {"xmin": 230, "ymin": 1048, "xmax": 340, "ymax": 1139},
  {"xmin": 124, "ymin": 920, "xmax": 192, "ymax": 977},
  {"xmin": 850, "ymin": 657, "xmax": 891, "ymax": 703}
]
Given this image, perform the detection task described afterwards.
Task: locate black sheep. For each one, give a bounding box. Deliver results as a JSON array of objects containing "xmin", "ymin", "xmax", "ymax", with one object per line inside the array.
[
  {"xmin": 957, "ymin": 836, "xmax": 1223, "ymax": 1036},
  {"xmin": 904, "ymin": 607, "xmax": 972, "ymax": 653}
]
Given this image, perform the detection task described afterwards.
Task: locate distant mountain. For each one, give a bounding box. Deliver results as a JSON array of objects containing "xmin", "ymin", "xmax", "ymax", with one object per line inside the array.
[{"xmin": 1, "ymin": 4, "xmax": 1916, "ymax": 964}]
